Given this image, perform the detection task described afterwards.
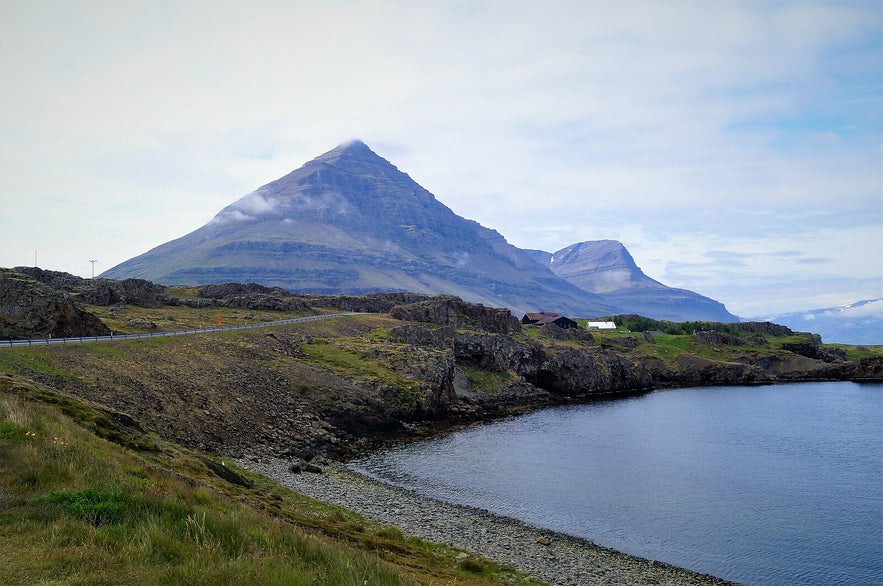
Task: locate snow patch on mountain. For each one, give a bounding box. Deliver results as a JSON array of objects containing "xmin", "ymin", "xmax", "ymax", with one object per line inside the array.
[{"xmin": 757, "ymin": 299, "xmax": 883, "ymax": 345}]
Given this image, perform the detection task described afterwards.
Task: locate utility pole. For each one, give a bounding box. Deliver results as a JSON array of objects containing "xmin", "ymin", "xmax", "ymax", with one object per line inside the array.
[{"xmin": 89, "ymin": 260, "xmax": 98, "ymax": 279}]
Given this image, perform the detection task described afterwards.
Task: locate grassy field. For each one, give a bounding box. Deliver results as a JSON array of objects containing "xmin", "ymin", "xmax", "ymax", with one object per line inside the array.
[{"xmin": 0, "ymin": 372, "xmax": 539, "ymax": 586}]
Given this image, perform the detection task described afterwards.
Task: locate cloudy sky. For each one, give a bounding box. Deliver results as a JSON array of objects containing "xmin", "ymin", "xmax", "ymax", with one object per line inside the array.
[{"xmin": 1, "ymin": 0, "xmax": 880, "ymax": 317}]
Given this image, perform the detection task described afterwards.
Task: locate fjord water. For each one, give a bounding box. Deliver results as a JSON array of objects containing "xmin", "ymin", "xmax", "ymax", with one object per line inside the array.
[{"xmin": 351, "ymin": 382, "xmax": 882, "ymax": 585}]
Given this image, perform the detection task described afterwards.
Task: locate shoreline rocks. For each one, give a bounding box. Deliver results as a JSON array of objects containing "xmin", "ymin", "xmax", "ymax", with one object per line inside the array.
[{"xmin": 241, "ymin": 457, "xmax": 735, "ymax": 586}]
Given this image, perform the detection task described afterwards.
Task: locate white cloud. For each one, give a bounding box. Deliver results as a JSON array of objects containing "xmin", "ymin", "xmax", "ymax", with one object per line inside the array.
[
  {"xmin": 231, "ymin": 191, "xmax": 277, "ymax": 215},
  {"xmin": 212, "ymin": 210, "xmax": 253, "ymax": 224}
]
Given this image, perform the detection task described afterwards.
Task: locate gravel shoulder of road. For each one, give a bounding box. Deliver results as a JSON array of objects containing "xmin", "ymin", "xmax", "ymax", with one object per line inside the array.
[{"xmin": 241, "ymin": 457, "xmax": 735, "ymax": 586}]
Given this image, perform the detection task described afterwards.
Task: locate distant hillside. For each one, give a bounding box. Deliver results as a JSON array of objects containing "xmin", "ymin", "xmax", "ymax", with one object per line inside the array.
[
  {"xmin": 101, "ymin": 141, "xmax": 614, "ymax": 317},
  {"xmin": 527, "ymin": 241, "xmax": 737, "ymax": 322},
  {"xmin": 754, "ymin": 300, "xmax": 883, "ymax": 345}
]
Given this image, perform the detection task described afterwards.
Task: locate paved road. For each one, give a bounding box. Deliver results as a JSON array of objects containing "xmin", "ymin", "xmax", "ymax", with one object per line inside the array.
[{"xmin": 0, "ymin": 313, "xmax": 363, "ymax": 348}]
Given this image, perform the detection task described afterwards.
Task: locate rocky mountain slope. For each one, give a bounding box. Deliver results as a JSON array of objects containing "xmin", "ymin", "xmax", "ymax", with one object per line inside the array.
[
  {"xmin": 101, "ymin": 141, "xmax": 616, "ymax": 317},
  {"xmin": 526, "ymin": 241, "xmax": 737, "ymax": 322}
]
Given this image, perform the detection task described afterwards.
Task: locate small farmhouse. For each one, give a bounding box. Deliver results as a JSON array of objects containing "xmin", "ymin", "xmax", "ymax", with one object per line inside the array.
[
  {"xmin": 521, "ymin": 312, "xmax": 579, "ymax": 329},
  {"xmin": 586, "ymin": 321, "xmax": 617, "ymax": 330}
]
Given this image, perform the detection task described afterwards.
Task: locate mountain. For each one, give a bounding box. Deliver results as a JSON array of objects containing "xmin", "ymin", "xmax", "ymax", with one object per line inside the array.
[
  {"xmin": 101, "ymin": 141, "xmax": 616, "ymax": 317},
  {"xmin": 754, "ymin": 300, "xmax": 883, "ymax": 345},
  {"xmin": 527, "ymin": 241, "xmax": 737, "ymax": 322}
]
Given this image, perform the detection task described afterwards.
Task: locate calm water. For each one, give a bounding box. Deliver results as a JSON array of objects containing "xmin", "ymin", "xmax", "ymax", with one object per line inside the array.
[{"xmin": 351, "ymin": 382, "xmax": 883, "ymax": 585}]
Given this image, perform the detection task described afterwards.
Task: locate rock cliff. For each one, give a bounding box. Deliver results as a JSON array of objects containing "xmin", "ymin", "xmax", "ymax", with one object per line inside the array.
[{"xmin": 0, "ymin": 268, "xmax": 110, "ymax": 339}]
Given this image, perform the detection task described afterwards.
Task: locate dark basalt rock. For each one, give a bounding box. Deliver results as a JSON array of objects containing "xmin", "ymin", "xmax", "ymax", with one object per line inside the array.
[
  {"xmin": 199, "ymin": 456, "xmax": 254, "ymax": 488},
  {"xmin": 14, "ymin": 266, "xmax": 173, "ymax": 308},
  {"xmin": 1, "ymin": 268, "xmax": 111, "ymax": 339},
  {"xmin": 389, "ymin": 296, "xmax": 521, "ymax": 334},
  {"xmin": 389, "ymin": 324, "xmax": 651, "ymax": 397},
  {"xmin": 695, "ymin": 330, "xmax": 745, "ymax": 346},
  {"xmin": 539, "ymin": 323, "xmax": 595, "ymax": 343}
]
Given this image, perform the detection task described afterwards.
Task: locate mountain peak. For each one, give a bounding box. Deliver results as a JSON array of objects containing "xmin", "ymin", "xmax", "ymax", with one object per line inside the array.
[
  {"xmin": 312, "ymin": 139, "xmax": 378, "ymax": 164},
  {"xmin": 544, "ymin": 239, "xmax": 736, "ymax": 321},
  {"xmin": 553, "ymin": 240, "xmax": 639, "ymax": 272}
]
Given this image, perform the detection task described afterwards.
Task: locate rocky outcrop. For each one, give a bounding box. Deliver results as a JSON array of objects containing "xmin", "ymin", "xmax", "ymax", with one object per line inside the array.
[
  {"xmin": 669, "ymin": 355, "xmax": 766, "ymax": 386},
  {"xmin": 842, "ymin": 356, "xmax": 883, "ymax": 380},
  {"xmin": 539, "ymin": 323, "xmax": 595, "ymax": 343},
  {"xmin": 13, "ymin": 266, "xmax": 86, "ymax": 291},
  {"xmin": 390, "ymin": 325, "xmax": 532, "ymax": 371},
  {"xmin": 696, "ymin": 330, "xmax": 776, "ymax": 346},
  {"xmin": 194, "ymin": 284, "xmax": 427, "ymax": 314},
  {"xmin": 0, "ymin": 268, "xmax": 110, "ymax": 339},
  {"xmin": 14, "ymin": 267, "xmax": 175, "ymax": 308},
  {"xmin": 781, "ymin": 342, "xmax": 846, "ymax": 362},
  {"xmin": 695, "ymin": 330, "xmax": 747, "ymax": 346},
  {"xmin": 196, "ymin": 283, "xmax": 313, "ymax": 312},
  {"xmin": 529, "ymin": 347, "xmax": 653, "ymax": 395},
  {"xmin": 733, "ymin": 321, "xmax": 796, "ymax": 337},
  {"xmin": 389, "ymin": 296, "xmax": 521, "ymax": 334},
  {"xmin": 389, "ymin": 324, "xmax": 652, "ymax": 398},
  {"xmin": 78, "ymin": 278, "xmax": 173, "ymax": 308}
]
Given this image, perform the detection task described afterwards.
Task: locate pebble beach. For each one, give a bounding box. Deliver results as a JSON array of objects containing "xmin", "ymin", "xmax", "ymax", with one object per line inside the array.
[{"xmin": 241, "ymin": 457, "xmax": 735, "ymax": 586}]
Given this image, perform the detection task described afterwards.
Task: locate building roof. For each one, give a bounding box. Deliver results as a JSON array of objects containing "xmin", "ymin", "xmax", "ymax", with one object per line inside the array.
[
  {"xmin": 524, "ymin": 312, "xmax": 559, "ymax": 322},
  {"xmin": 523, "ymin": 312, "xmax": 576, "ymax": 326}
]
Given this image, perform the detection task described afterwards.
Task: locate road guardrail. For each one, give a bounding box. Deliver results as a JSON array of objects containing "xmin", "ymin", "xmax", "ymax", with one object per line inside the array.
[{"xmin": 0, "ymin": 313, "xmax": 364, "ymax": 348}]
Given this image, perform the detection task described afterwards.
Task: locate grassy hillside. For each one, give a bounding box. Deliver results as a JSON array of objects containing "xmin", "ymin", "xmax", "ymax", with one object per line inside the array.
[
  {"xmin": 0, "ymin": 372, "xmax": 537, "ymax": 585},
  {"xmin": 0, "ymin": 313, "xmax": 442, "ymax": 460}
]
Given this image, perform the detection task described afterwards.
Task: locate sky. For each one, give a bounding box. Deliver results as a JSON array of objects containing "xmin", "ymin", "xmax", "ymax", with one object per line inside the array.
[{"xmin": 1, "ymin": 0, "xmax": 880, "ymax": 317}]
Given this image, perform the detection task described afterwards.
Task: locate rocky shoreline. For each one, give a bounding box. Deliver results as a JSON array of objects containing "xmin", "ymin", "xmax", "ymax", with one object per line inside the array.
[{"xmin": 241, "ymin": 457, "xmax": 735, "ymax": 586}]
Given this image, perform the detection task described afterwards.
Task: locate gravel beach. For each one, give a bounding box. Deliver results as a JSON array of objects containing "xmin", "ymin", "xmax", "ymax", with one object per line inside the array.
[{"xmin": 241, "ymin": 457, "xmax": 735, "ymax": 586}]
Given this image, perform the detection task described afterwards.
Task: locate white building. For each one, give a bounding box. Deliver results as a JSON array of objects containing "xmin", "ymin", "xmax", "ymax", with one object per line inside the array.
[{"xmin": 586, "ymin": 321, "xmax": 617, "ymax": 330}]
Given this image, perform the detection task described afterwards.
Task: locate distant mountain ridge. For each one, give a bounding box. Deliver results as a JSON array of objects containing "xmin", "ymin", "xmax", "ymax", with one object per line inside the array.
[
  {"xmin": 754, "ymin": 300, "xmax": 883, "ymax": 345},
  {"xmin": 102, "ymin": 140, "xmax": 735, "ymax": 321},
  {"xmin": 526, "ymin": 241, "xmax": 736, "ymax": 322}
]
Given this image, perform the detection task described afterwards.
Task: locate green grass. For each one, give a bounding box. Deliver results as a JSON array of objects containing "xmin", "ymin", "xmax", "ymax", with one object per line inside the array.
[
  {"xmin": 460, "ymin": 367, "xmax": 513, "ymax": 395},
  {"xmin": 0, "ymin": 350, "xmax": 72, "ymax": 380},
  {"xmin": 300, "ymin": 338, "xmax": 428, "ymax": 409},
  {"xmin": 301, "ymin": 337, "xmax": 410, "ymax": 380},
  {"xmin": 0, "ymin": 377, "xmax": 539, "ymax": 586},
  {"xmin": 83, "ymin": 301, "xmax": 317, "ymax": 335},
  {"xmin": 829, "ymin": 344, "xmax": 883, "ymax": 361}
]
